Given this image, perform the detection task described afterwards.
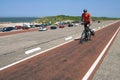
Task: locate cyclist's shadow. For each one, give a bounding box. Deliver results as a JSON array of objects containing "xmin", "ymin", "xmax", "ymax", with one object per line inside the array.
[
  {"xmin": 74, "ymin": 37, "xmax": 92, "ymax": 44},
  {"xmin": 74, "ymin": 38, "xmax": 83, "ymax": 44}
]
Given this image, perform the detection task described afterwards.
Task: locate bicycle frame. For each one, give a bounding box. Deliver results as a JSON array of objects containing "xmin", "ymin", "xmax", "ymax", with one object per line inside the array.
[{"xmin": 80, "ymin": 27, "xmax": 91, "ymax": 43}]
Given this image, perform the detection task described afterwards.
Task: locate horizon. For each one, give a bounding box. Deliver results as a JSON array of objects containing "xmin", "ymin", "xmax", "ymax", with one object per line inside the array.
[{"xmin": 0, "ymin": 15, "xmax": 120, "ymax": 19}]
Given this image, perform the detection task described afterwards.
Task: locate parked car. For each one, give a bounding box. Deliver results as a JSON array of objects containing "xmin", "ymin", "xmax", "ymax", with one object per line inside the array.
[
  {"xmin": 22, "ymin": 24, "xmax": 31, "ymax": 29},
  {"xmin": 68, "ymin": 23, "xmax": 73, "ymax": 27},
  {"xmin": 59, "ymin": 25, "xmax": 65, "ymax": 28},
  {"xmin": 0, "ymin": 28, "xmax": 3, "ymax": 32},
  {"xmin": 30, "ymin": 25, "xmax": 35, "ymax": 28},
  {"xmin": 39, "ymin": 26, "xmax": 47, "ymax": 31},
  {"xmin": 50, "ymin": 26, "xmax": 57, "ymax": 30},
  {"xmin": 35, "ymin": 24, "xmax": 41, "ymax": 27},
  {"xmin": 22, "ymin": 26, "xmax": 29, "ymax": 29},
  {"xmin": 2, "ymin": 27, "xmax": 15, "ymax": 32},
  {"xmin": 98, "ymin": 21, "xmax": 101, "ymax": 23},
  {"xmin": 15, "ymin": 25, "xmax": 22, "ymax": 29},
  {"xmin": 74, "ymin": 23, "xmax": 79, "ymax": 27}
]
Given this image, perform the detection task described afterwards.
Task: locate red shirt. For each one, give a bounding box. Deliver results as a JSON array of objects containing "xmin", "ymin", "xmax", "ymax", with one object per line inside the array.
[{"xmin": 82, "ymin": 12, "xmax": 91, "ymax": 23}]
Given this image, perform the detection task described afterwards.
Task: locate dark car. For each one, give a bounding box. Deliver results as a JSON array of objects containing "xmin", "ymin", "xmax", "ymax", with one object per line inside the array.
[
  {"xmin": 50, "ymin": 26, "xmax": 57, "ymax": 30},
  {"xmin": 68, "ymin": 23, "xmax": 73, "ymax": 27},
  {"xmin": 98, "ymin": 21, "xmax": 101, "ymax": 23},
  {"xmin": 2, "ymin": 27, "xmax": 15, "ymax": 32},
  {"xmin": 35, "ymin": 24, "xmax": 41, "ymax": 27}
]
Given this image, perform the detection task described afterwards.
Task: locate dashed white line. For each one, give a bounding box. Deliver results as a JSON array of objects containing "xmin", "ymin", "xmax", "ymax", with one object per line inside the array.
[
  {"xmin": 65, "ymin": 36, "xmax": 73, "ymax": 41},
  {"xmin": 25, "ymin": 47, "xmax": 41, "ymax": 55},
  {"xmin": 0, "ymin": 21, "xmax": 119, "ymax": 72},
  {"xmin": 0, "ymin": 39, "xmax": 73, "ymax": 71}
]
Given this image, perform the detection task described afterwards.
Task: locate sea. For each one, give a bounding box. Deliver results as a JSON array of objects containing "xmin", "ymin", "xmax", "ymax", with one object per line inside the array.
[{"xmin": 0, "ymin": 17, "xmax": 39, "ymax": 23}]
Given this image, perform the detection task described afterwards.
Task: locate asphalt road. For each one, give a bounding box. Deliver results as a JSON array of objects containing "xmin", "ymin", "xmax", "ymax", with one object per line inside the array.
[
  {"xmin": 0, "ymin": 20, "xmax": 116, "ymax": 68},
  {"xmin": 93, "ymin": 25, "xmax": 120, "ymax": 80},
  {"xmin": 0, "ymin": 20, "xmax": 120, "ymax": 80}
]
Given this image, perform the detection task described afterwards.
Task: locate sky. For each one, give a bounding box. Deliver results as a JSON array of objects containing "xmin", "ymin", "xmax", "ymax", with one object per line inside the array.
[{"xmin": 0, "ymin": 0, "xmax": 120, "ymax": 18}]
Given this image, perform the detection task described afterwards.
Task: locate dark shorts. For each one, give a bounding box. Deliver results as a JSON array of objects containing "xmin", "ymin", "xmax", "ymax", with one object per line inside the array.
[{"xmin": 84, "ymin": 22, "xmax": 90, "ymax": 31}]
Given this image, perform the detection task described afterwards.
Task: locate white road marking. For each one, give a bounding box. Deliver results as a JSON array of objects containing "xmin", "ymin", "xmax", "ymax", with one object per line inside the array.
[
  {"xmin": 25, "ymin": 47, "xmax": 41, "ymax": 55},
  {"xmin": 0, "ymin": 40, "xmax": 73, "ymax": 71},
  {"xmin": 0, "ymin": 21, "xmax": 119, "ymax": 72},
  {"xmin": 82, "ymin": 26, "xmax": 120, "ymax": 80},
  {"xmin": 92, "ymin": 29, "xmax": 96, "ymax": 31},
  {"xmin": 65, "ymin": 36, "xmax": 73, "ymax": 41}
]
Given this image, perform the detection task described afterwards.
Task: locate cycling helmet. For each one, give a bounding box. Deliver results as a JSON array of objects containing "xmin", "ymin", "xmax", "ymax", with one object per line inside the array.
[{"xmin": 83, "ymin": 9, "xmax": 87, "ymax": 12}]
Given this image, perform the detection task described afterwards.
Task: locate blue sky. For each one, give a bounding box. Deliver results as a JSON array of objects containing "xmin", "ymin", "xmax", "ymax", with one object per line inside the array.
[{"xmin": 0, "ymin": 0, "xmax": 120, "ymax": 18}]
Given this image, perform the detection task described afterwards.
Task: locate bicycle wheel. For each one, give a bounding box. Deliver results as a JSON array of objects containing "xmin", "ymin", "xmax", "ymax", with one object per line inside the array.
[
  {"xmin": 80, "ymin": 30, "xmax": 86, "ymax": 43},
  {"xmin": 87, "ymin": 31, "xmax": 91, "ymax": 40},
  {"xmin": 84, "ymin": 30, "xmax": 91, "ymax": 41}
]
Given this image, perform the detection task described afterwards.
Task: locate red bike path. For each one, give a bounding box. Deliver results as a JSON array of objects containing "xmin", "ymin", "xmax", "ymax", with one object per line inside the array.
[{"xmin": 0, "ymin": 21, "xmax": 120, "ymax": 80}]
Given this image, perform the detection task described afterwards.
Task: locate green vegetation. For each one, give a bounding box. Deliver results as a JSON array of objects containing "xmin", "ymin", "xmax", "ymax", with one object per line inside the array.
[
  {"xmin": 33, "ymin": 15, "xmax": 120, "ymax": 24},
  {"xmin": 34, "ymin": 15, "xmax": 80, "ymax": 24}
]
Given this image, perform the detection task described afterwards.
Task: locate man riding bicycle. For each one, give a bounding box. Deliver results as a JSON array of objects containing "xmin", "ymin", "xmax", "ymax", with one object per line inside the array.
[{"xmin": 81, "ymin": 9, "xmax": 94, "ymax": 37}]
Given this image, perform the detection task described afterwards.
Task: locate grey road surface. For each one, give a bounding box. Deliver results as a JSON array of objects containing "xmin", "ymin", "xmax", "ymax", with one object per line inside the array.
[
  {"xmin": 93, "ymin": 26, "xmax": 120, "ymax": 80},
  {"xmin": 0, "ymin": 20, "xmax": 118, "ymax": 71}
]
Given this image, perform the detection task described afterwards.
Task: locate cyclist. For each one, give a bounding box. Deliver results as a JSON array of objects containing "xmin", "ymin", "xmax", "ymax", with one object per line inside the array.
[{"xmin": 81, "ymin": 9, "xmax": 94, "ymax": 36}]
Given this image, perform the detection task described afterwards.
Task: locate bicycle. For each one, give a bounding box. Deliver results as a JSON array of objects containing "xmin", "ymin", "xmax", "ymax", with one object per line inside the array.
[{"xmin": 80, "ymin": 26, "xmax": 92, "ymax": 43}]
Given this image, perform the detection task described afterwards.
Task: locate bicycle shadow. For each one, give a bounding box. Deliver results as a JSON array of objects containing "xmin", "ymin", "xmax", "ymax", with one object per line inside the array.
[
  {"xmin": 74, "ymin": 37, "xmax": 92, "ymax": 44},
  {"xmin": 74, "ymin": 38, "xmax": 83, "ymax": 44}
]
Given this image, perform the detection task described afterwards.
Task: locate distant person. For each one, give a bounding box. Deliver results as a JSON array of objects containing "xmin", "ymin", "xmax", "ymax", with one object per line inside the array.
[{"xmin": 81, "ymin": 9, "xmax": 95, "ymax": 36}]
